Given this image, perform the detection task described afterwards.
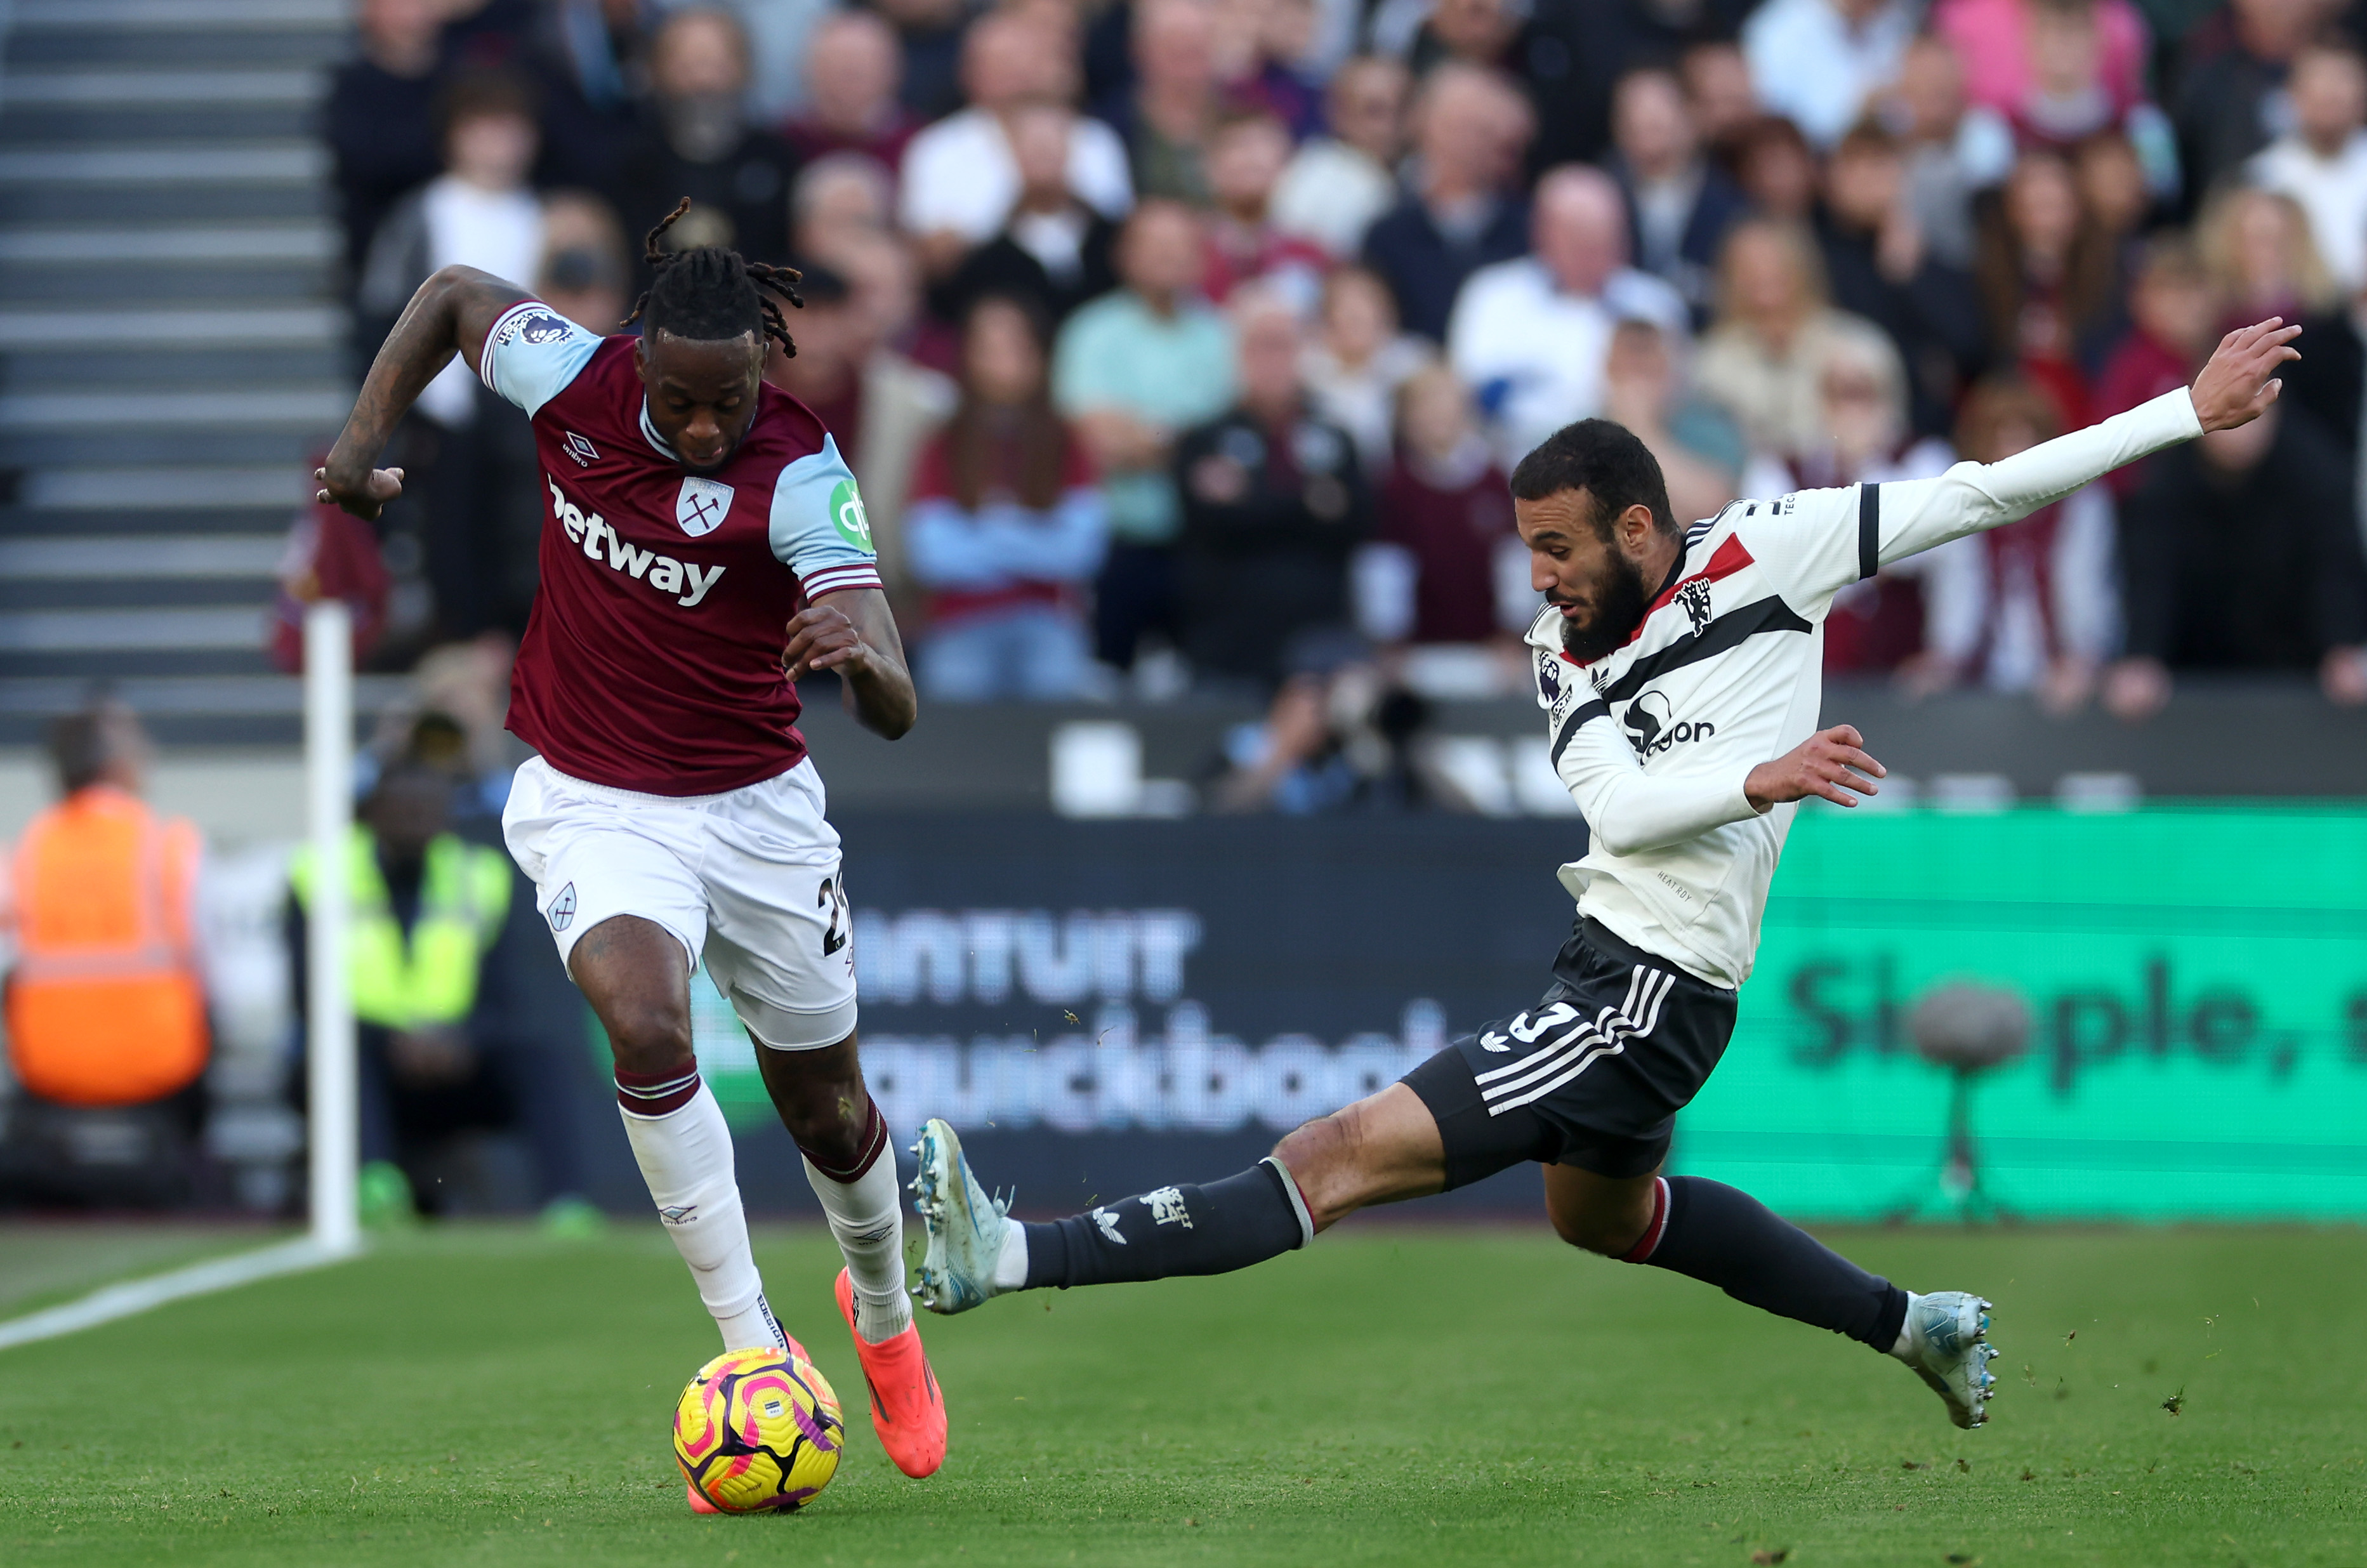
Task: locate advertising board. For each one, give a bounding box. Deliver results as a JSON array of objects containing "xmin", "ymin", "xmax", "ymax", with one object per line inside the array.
[{"xmin": 676, "ymin": 808, "xmax": 2367, "ymax": 1220}]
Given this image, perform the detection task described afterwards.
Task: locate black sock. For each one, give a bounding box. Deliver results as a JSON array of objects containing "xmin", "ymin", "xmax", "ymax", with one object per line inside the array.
[
  {"xmin": 1022, "ymin": 1159, "xmax": 1313, "ymax": 1289},
  {"xmin": 1624, "ymin": 1175, "xmax": 1909, "ymax": 1352}
]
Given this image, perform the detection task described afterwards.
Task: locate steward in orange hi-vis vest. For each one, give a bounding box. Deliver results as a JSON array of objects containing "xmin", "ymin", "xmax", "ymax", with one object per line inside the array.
[{"xmin": 5, "ymin": 783, "xmax": 208, "ymax": 1107}]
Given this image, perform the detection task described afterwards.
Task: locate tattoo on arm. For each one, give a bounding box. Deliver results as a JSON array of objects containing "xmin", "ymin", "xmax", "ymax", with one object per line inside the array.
[{"xmin": 326, "ymin": 265, "xmax": 532, "ymax": 481}]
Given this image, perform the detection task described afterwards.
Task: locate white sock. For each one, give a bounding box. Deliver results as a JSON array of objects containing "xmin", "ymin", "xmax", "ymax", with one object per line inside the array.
[
  {"xmin": 802, "ymin": 1146, "xmax": 914, "ymax": 1343},
  {"xmin": 1890, "ymin": 1291, "xmax": 1922, "ymax": 1359},
  {"xmin": 619, "ymin": 1078, "xmax": 784, "ymax": 1353},
  {"xmin": 991, "ymin": 1216, "xmax": 1029, "ymax": 1291}
]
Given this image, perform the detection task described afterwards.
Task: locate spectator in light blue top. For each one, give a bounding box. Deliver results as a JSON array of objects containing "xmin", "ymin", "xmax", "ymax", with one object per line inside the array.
[
  {"xmin": 1052, "ymin": 199, "xmax": 1236, "ymax": 668},
  {"xmin": 908, "ymin": 297, "xmax": 1110, "ymax": 701}
]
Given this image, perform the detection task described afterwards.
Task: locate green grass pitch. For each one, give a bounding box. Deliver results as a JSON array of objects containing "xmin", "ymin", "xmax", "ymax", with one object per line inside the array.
[{"xmin": 1, "ymin": 1222, "xmax": 2361, "ymax": 1566}]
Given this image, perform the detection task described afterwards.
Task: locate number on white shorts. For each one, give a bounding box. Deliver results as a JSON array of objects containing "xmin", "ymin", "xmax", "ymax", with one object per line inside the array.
[{"xmin": 818, "ymin": 873, "xmax": 849, "ymax": 956}]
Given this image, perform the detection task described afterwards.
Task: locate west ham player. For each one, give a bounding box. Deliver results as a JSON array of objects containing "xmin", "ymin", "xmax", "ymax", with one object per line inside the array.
[
  {"xmin": 910, "ymin": 319, "xmax": 2304, "ymax": 1431},
  {"xmin": 315, "ymin": 206, "xmax": 947, "ymax": 1487}
]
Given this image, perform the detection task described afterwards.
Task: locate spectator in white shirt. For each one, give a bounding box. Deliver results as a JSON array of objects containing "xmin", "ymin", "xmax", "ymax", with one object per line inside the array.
[
  {"xmin": 2247, "ymin": 40, "xmax": 2367, "ymax": 294},
  {"xmin": 1272, "ymin": 55, "xmax": 1409, "ymax": 258},
  {"xmin": 898, "ymin": 9, "xmax": 1133, "ymax": 274},
  {"xmin": 355, "ymin": 72, "xmax": 549, "ymax": 640},
  {"xmin": 1446, "ymin": 164, "xmax": 1689, "ymax": 466},
  {"xmin": 360, "ymin": 75, "xmax": 547, "ymax": 432},
  {"xmin": 933, "ymin": 101, "xmax": 1123, "ymax": 330},
  {"xmin": 1741, "ymin": 0, "xmax": 1918, "ymax": 150}
]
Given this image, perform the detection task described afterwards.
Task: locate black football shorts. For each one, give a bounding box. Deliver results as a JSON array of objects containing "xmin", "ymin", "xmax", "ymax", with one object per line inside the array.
[{"xmin": 1402, "ymin": 918, "xmax": 1737, "ymax": 1185}]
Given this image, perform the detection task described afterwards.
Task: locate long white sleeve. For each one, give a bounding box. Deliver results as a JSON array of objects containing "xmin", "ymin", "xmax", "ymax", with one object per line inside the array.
[
  {"xmin": 1553, "ymin": 705, "xmax": 1765, "ymax": 857},
  {"xmin": 1740, "ymin": 386, "xmax": 2201, "ymax": 614},
  {"xmin": 1874, "ymin": 386, "xmax": 2200, "ymax": 568}
]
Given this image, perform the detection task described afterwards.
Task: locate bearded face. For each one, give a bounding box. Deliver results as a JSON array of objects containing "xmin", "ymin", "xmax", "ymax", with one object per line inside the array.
[
  {"xmin": 1513, "ymin": 482, "xmax": 1673, "ymax": 666},
  {"xmin": 1553, "ymin": 543, "xmax": 1656, "ymax": 664}
]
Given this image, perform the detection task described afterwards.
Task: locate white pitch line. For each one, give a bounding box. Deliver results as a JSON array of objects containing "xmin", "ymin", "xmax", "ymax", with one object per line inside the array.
[{"xmin": 0, "ymin": 1234, "xmax": 359, "ymax": 1352}]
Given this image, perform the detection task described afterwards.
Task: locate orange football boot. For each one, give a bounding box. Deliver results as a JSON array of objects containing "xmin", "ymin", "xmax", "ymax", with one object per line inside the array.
[{"xmin": 833, "ymin": 1268, "xmax": 947, "ymax": 1477}]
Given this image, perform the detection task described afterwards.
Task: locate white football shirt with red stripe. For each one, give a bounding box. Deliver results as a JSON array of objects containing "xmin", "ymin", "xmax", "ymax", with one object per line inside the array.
[
  {"xmin": 477, "ymin": 300, "xmax": 885, "ymax": 795},
  {"xmin": 1527, "ymin": 386, "xmax": 2204, "ymax": 989}
]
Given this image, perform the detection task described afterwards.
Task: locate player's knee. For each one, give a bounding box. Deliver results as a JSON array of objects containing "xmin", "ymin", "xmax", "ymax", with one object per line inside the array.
[
  {"xmin": 785, "ymin": 1112, "xmax": 864, "ymax": 1171},
  {"xmin": 1548, "ymin": 1208, "xmax": 1616, "ymax": 1254},
  {"xmin": 1270, "ymin": 1109, "xmax": 1367, "ymax": 1229},
  {"xmin": 603, "ymin": 1000, "xmax": 693, "ymax": 1077},
  {"xmin": 776, "ymin": 1083, "xmax": 870, "ymax": 1168},
  {"xmin": 1270, "ymin": 1113, "xmax": 1345, "ymax": 1183},
  {"xmin": 1548, "ymin": 1199, "xmax": 1651, "ymax": 1257}
]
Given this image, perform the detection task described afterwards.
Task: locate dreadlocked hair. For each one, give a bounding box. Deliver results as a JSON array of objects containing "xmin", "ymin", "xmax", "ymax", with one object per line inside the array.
[{"xmin": 621, "ymin": 199, "xmax": 804, "ymax": 357}]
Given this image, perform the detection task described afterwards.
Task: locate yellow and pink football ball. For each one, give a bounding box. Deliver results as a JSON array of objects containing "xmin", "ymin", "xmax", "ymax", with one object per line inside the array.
[{"xmin": 673, "ymin": 1346, "xmax": 844, "ymax": 1513}]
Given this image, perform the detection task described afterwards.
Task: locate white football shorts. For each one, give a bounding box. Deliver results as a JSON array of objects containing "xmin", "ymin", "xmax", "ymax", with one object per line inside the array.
[{"xmin": 502, "ymin": 754, "xmax": 858, "ymax": 1050}]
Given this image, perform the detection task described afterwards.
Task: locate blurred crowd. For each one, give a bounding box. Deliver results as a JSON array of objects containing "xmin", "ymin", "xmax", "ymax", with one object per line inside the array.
[{"xmin": 322, "ymin": 0, "xmax": 2367, "ymax": 739}]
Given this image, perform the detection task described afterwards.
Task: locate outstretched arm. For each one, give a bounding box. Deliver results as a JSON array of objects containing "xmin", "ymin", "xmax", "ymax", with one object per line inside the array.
[
  {"xmin": 1747, "ymin": 321, "xmax": 2302, "ymax": 612},
  {"xmin": 1870, "ymin": 320, "xmax": 2301, "ymax": 569},
  {"xmin": 784, "ymin": 588, "xmax": 918, "ymax": 739},
  {"xmin": 316, "ymin": 265, "xmax": 533, "ymax": 520}
]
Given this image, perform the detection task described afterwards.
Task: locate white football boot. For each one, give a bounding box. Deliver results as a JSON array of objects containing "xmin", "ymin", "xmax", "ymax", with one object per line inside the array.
[
  {"xmin": 1899, "ymin": 1290, "xmax": 1998, "ymax": 1429},
  {"xmin": 909, "ymin": 1117, "xmax": 1013, "ymax": 1315}
]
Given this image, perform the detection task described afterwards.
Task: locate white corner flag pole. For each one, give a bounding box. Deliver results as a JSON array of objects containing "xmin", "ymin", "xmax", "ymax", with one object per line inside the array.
[
  {"xmin": 304, "ymin": 600, "xmax": 360, "ymax": 1255},
  {"xmin": 0, "ymin": 603, "xmax": 364, "ymax": 1349}
]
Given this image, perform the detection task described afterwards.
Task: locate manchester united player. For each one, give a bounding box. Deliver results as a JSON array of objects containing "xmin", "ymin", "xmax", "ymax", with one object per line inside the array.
[
  {"xmin": 315, "ymin": 204, "xmax": 946, "ymax": 1490},
  {"xmin": 909, "ymin": 319, "xmax": 2304, "ymax": 1435}
]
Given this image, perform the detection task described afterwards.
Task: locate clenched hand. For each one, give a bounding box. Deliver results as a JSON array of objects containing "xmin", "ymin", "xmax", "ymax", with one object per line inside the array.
[
  {"xmin": 315, "ymin": 461, "xmax": 405, "ymax": 522},
  {"xmin": 783, "ymin": 603, "xmax": 878, "ymax": 682}
]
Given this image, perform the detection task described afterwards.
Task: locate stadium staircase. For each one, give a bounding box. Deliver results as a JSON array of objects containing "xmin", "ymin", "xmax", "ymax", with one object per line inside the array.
[{"xmin": 0, "ymin": 0, "xmax": 378, "ymax": 746}]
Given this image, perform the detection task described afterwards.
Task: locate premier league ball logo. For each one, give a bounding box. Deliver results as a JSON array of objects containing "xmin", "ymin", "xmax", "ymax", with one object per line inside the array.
[
  {"xmin": 494, "ymin": 307, "xmax": 574, "ymax": 347},
  {"xmin": 1538, "ymin": 656, "xmax": 1561, "ymax": 704}
]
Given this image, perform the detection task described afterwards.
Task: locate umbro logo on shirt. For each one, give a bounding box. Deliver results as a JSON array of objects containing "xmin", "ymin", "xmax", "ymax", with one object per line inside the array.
[{"xmin": 564, "ymin": 431, "xmax": 598, "ymax": 466}]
